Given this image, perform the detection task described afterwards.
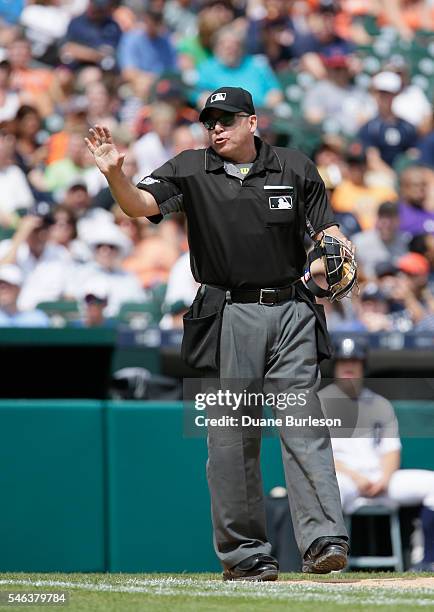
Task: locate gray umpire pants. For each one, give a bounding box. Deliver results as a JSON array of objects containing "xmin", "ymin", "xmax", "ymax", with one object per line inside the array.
[{"xmin": 206, "ymin": 298, "xmax": 347, "ymax": 569}]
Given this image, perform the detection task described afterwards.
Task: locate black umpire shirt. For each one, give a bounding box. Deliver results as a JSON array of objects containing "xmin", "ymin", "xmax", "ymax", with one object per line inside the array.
[{"xmin": 137, "ymin": 136, "xmax": 336, "ymax": 289}]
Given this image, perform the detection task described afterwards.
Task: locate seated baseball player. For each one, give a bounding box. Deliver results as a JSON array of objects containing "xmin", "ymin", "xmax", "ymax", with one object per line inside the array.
[{"xmin": 319, "ymin": 337, "xmax": 434, "ymax": 571}]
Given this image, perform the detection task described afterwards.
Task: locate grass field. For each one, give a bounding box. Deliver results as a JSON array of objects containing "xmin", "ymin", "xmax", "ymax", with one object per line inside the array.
[{"xmin": 0, "ymin": 572, "xmax": 434, "ymax": 611}]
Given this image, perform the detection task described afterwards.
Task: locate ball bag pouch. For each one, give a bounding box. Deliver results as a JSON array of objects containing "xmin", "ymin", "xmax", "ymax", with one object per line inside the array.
[{"xmin": 181, "ymin": 285, "xmax": 227, "ymax": 370}]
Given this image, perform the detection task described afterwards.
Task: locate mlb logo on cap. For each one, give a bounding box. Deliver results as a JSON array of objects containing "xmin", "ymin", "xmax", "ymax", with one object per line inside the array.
[
  {"xmin": 199, "ymin": 87, "xmax": 255, "ymax": 122},
  {"xmin": 269, "ymin": 196, "xmax": 293, "ymax": 210},
  {"xmin": 210, "ymin": 92, "xmax": 227, "ymax": 103}
]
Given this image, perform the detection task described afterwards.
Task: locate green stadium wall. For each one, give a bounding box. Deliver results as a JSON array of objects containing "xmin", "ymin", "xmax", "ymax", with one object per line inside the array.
[{"xmin": 0, "ymin": 401, "xmax": 433, "ymax": 572}]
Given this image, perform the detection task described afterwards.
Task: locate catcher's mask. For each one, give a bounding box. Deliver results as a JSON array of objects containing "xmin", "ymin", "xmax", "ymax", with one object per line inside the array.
[{"xmin": 302, "ymin": 233, "xmax": 358, "ymax": 302}]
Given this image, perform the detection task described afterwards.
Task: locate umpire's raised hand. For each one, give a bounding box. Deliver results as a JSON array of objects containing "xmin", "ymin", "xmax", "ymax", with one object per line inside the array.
[
  {"xmin": 84, "ymin": 125, "xmax": 159, "ymax": 219},
  {"xmin": 85, "ymin": 125, "xmax": 125, "ymax": 178}
]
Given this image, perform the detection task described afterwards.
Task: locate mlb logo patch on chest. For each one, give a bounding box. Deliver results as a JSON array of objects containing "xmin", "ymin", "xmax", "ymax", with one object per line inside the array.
[{"xmin": 269, "ymin": 195, "xmax": 293, "ymax": 210}]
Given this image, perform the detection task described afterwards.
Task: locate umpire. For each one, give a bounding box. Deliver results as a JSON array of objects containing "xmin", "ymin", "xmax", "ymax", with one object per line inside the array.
[{"xmin": 86, "ymin": 87, "xmax": 351, "ymax": 580}]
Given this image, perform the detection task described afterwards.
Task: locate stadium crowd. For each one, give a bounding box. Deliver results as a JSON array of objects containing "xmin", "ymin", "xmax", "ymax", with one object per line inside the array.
[{"xmin": 0, "ymin": 0, "xmax": 433, "ymax": 330}]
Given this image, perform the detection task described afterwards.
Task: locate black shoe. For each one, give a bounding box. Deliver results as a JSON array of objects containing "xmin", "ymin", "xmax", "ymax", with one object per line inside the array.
[
  {"xmin": 223, "ymin": 554, "xmax": 279, "ymax": 581},
  {"xmin": 302, "ymin": 537, "xmax": 349, "ymax": 574}
]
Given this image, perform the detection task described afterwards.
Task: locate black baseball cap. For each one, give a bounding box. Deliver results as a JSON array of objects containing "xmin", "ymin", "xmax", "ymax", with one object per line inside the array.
[
  {"xmin": 377, "ymin": 201, "xmax": 398, "ymax": 217},
  {"xmin": 199, "ymin": 87, "xmax": 255, "ymax": 122},
  {"xmin": 375, "ymin": 261, "xmax": 398, "ymax": 278}
]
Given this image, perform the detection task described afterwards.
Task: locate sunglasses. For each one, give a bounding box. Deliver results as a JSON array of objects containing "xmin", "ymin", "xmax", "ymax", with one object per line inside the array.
[{"xmin": 202, "ymin": 112, "xmax": 250, "ymax": 131}]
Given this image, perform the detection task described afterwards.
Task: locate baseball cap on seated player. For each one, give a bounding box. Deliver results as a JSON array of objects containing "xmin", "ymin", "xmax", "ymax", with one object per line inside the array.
[{"xmin": 199, "ymin": 87, "xmax": 255, "ymax": 122}]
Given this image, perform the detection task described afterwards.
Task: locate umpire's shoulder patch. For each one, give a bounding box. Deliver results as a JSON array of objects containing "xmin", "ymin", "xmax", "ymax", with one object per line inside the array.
[{"xmin": 141, "ymin": 177, "xmax": 160, "ymax": 185}]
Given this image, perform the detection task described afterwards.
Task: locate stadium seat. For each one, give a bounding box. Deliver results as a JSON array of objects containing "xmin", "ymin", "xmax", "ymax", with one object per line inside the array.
[
  {"xmin": 150, "ymin": 283, "xmax": 168, "ymax": 313},
  {"xmin": 118, "ymin": 301, "xmax": 162, "ymax": 329},
  {"xmin": 36, "ymin": 300, "xmax": 80, "ymax": 327},
  {"xmin": 345, "ymin": 501, "xmax": 404, "ymax": 571}
]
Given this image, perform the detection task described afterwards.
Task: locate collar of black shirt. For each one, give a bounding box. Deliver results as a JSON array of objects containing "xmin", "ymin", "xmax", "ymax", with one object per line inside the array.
[{"xmin": 205, "ymin": 136, "xmax": 282, "ymax": 175}]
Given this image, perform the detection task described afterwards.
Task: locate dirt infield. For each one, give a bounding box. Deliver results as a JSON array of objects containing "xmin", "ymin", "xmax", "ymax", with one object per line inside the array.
[{"xmin": 286, "ymin": 577, "xmax": 434, "ymax": 589}]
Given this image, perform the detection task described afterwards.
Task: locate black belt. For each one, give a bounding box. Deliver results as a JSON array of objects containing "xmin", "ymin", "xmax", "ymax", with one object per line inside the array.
[{"xmin": 205, "ymin": 282, "xmax": 300, "ymax": 305}]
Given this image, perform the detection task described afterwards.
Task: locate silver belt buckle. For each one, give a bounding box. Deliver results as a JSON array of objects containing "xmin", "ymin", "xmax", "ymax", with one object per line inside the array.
[{"xmin": 259, "ymin": 288, "xmax": 277, "ymax": 305}]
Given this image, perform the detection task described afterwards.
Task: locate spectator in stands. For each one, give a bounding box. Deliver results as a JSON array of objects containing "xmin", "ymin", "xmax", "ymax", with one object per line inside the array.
[
  {"xmin": 385, "ymin": 58, "xmax": 433, "ymax": 133},
  {"xmin": 375, "ymin": 260, "xmax": 399, "ymax": 283},
  {"xmin": 132, "ymin": 103, "xmax": 176, "ymax": 179},
  {"xmin": 12, "ymin": 105, "xmax": 47, "ymax": 177},
  {"xmin": 353, "ymin": 201, "xmax": 408, "ymax": 278},
  {"xmin": 398, "ymin": 165, "xmax": 434, "ymax": 236},
  {"xmin": 195, "ymin": 25, "xmax": 283, "ymax": 109},
  {"xmin": 0, "ymin": 131, "xmax": 35, "ymax": 225},
  {"xmin": 416, "ymin": 130, "xmax": 434, "ymax": 170},
  {"xmin": 397, "ymin": 252, "xmax": 434, "ymax": 331},
  {"xmin": 409, "ymin": 233, "xmax": 434, "ymax": 289},
  {"xmin": 47, "ymin": 64, "xmax": 75, "ymax": 116},
  {"xmin": 61, "ymin": 0, "xmax": 121, "ymax": 72},
  {"xmin": 8, "ymin": 35, "xmax": 55, "ymax": 117},
  {"xmin": 371, "ymin": 252, "xmax": 434, "ymax": 332},
  {"xmin": 66, "ymin": 223, "xmax": 146, "ymax": 317},
  {"xmin": 0, "ymin": 60, "xmax": 20, "ymax": 123},
  {"xmin": 293, "ymin": 1, "xmax": 355, "ymax": 78},
  {"xmin": 331, "ymin": 143, "xmax": 397, "ymax": 230},
  {"xmin": 18, "ymin": 0, "xmax": 71, "ymax": 66},
  {"xmin": 320, "ymin": 338, "xmax": 434, "ymax": 572},
  {"xmin": 131, "ymin": 79, "xmax": 199, "ymax": 141},
  {"xmin": 246, "ymin": 0, "xmax": 300, "ymax": 70},
  {"xmin": 113, "ymin": 204, "xmax": 180, "ymax": 288},
  {"xmin": 358, "ymin": 71, "xmax": 418, "ymax": 168},
  {"xmin": 355, "ymin": 282, "xmax": 405, "ymax": 332},
  {"xmin": 49, "ymin": 204, "xmax": 91, "ymax": 264},
  {"xmin": 0, "ymin": 263, "xmax": 49, "ymax": 327},
  {"xmin": 117, "ymin": 9, "xmax": 178, "ymax": 89},
  {"xmin": 177, "ymin": 2, "xmax": 234, "ymax": 70},
  {"xmin": 73, "ymin": 277, "xmax": 115, "ymax": 328},
  {"xmin": 60, "ymin": 179, "xmax": 113, "ymax": 245},
  {"xmin": 160, "ymin": 251, "xmax": 200, "ymax": 330},
  {"xmin": 43, "ymin": 133, "xmax": 95, "ymax": 200},
  {"xmin": 173, "ymin": 123, "xmax": 206, "ymax": 154},
  {"xmin": 0, "ymin": 208, "xmax": 73, "ymax": 310},
  {"xmin": 379, "ymin": 0, "xmax": 434, "ymax": 42},
  {"xmin": 85, "ymin": 80, "xmax": 119, "ymax": 133},
  {"xmin": 303, "ymin": 50, "xmax": 375, "ymax": 136},
  {"xmin": 318, "ymin": 166, "xmax": 361, "ymax": 238},
  {"xmin": 164, "ymin": 0, "xmax": 197, "ymax": 40},
  {"xmin": 44, "ymin": 95, "xmax": 89, "ymax": 167},
  {"xmin": 314, "ymin": 135, "xmax": 347, "ymax": 181}
]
